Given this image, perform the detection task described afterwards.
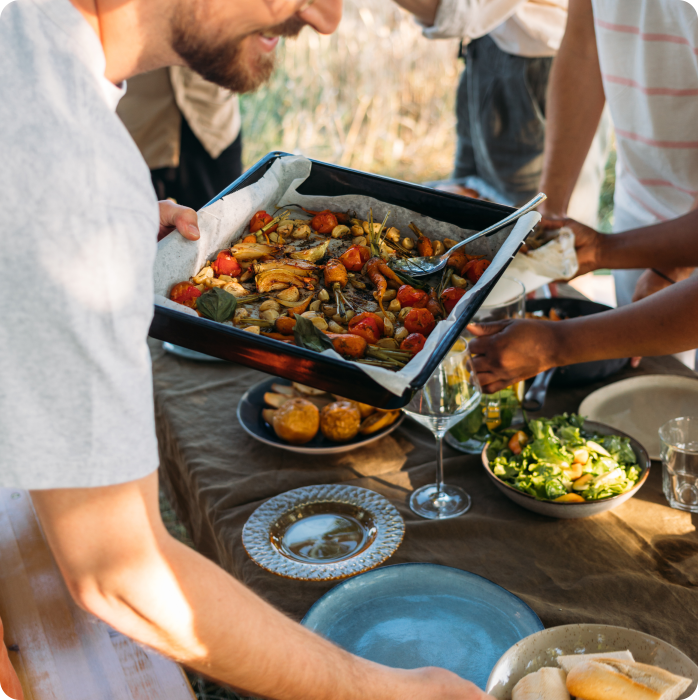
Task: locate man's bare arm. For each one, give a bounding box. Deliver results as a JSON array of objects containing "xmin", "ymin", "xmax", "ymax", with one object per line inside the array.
[
  {"xmin": 391, "ymin": 0, "xmax": 440, "ymax": 26},
  {"xmin": 539, "ymin": 0, "xmax": 605, "ymax": 216},
  {"xmin": 468, "ymin": 277, "xmax": 698, "ymax": 393},
  {"xmin": 32, "ymin": 474, "xmax": 490, "ymax": 700}
]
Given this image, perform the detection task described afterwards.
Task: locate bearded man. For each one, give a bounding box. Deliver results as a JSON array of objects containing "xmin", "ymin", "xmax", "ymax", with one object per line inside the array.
[{"xmin": 0, "ymin": 0, "xmax": 491, "ymax": 698}]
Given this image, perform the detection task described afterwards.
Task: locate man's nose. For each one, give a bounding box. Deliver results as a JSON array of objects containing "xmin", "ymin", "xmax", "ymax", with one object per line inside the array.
[{"xmin": 299, "ymin": 0, "xmax": 343, "ymax": 35}]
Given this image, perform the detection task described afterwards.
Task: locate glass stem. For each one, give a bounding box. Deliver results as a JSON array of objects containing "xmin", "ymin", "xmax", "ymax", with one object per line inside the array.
[{"xmin": 435, "ymin": 434, "xmax": 445, "ymax": 496}]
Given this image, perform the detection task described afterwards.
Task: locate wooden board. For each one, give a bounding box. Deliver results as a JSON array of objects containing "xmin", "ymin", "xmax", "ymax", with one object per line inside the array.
[{"xmin": 0, "ymin": 489, "xmax": 195, "ymax": 700}]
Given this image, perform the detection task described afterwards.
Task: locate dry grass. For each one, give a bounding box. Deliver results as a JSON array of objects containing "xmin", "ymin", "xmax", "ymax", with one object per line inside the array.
[{"xmin": 240, "ymin": 0, "xmax": 462, "ymax": 183}]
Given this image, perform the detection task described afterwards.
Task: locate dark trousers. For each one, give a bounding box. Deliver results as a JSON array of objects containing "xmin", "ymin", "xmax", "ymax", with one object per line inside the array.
[
  {"xmin": 454, "ymin": 35, "xmax": 553, "ymax": 206},
  {"xmin": 151, "ymin": 117, "xmax": 243, "ymax": 211}
]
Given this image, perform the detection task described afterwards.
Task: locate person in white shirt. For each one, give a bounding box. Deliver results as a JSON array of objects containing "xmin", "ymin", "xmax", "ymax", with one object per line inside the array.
[
  {"xmin": 394, "ymin": 0, "xmax": 608, "ymax": 220},
  {"xmin": 0, "ymin": 0, "xmax": 492, "ymax": 698},
  {"xmin": 537, "ymin": 0, "xmax": 698, "ymax": 306}
]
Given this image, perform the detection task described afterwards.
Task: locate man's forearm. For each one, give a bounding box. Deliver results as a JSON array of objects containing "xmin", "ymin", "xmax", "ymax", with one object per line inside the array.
[
  {"xmin": 597, "ymin": 210, "xmax": 698, "ymax": 270},
  {"xmin": 32, "ymin": 475, "xmax": 487, "ymax": 700},
  {"xmin": 553, "ymin": 277, "xmax": 698, "ymax": 364},
  {"xmin": 539, "ymin": 0, "xmax": 605, "ymax": 216}
]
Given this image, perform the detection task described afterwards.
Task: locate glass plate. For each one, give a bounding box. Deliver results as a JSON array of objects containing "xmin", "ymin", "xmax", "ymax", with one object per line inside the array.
[{"xmin": 242, "ymin": 485, "xmax": 405, "ymax": 580}]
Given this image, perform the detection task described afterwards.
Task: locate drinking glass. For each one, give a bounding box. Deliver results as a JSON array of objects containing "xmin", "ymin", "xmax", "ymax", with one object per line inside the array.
[
  {"xmin": 403, "ymin": 339, "xmax": 482, "ymax": 519},
  {"xmin": 446, "ymin": 277, "xmax": 525, "ymax": 454},
  {"xmin": 660, "ymin": 416, "xmax": 698, "ymax": 513}
]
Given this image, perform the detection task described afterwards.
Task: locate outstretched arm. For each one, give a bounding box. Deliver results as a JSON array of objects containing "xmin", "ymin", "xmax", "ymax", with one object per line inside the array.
[
  {"xmin": 468, "ymin": 277, "xmax": 698, "ymax": 393},
  {"xmin": 32, "ymin": 473, "xmax": 491, "ymax": 700},
  {"xmin": 563, "ymin": 214, "xmax": 698, "ymax": 276},
  {"xmin": 538, "ymin": 0, "xmax": 605, "ymax": 217}
]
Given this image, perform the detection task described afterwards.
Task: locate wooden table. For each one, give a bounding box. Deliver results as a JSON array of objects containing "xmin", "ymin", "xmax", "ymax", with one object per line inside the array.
[
  {"xmin": 0, "ymin": 489, "xmax": 195, "ymax": 700},
  {"xmin": 152, "ymin": 341, "xmax": 698, "ymax": 663}
]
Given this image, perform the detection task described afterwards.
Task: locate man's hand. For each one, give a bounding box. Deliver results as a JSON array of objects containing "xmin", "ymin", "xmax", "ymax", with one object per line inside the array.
[
  {"xmin": 399, "ymin": 667, "xmax": 493, "ymax": 700},
  {"xmin": 468, "ymin": 320, "xmax": 562, "ymax": 394},
  {"xmin": 158, "ymin": 200, "xmax": 200, "ymax": 242},
  {"xmin": 560, "ymin": 217, "xmax": 605, "ymax": 277}
]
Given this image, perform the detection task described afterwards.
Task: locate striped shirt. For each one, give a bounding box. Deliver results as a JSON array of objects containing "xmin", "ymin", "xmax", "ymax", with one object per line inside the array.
[{"xmin": 593, "ymin": 0, "xmax": 698, "ymax": 230}]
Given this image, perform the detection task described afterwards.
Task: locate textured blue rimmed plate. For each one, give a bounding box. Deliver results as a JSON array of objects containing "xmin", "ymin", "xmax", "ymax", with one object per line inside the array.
[
  {"xmin": 302, "ymin": 563, "xmax": 543, "ymax": 689},
  {"xmin": 237, "ymin": 377, "xmax": 404, "ymax": 454}
]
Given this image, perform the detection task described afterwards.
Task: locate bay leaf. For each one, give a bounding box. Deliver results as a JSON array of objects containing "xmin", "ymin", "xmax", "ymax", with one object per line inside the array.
[
  {"xmin": 293, "ymin": 314, "xmax": 334, "ymax": 353},
  {"xmin": 197, "ymin": 287, "xmax": 238, "ymax": 323}
]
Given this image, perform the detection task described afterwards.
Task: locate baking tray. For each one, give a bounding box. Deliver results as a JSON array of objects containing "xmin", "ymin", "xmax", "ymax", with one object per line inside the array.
[{"xmin": 149, "ymin": 152, "xmax": 524, "ymax": 409}]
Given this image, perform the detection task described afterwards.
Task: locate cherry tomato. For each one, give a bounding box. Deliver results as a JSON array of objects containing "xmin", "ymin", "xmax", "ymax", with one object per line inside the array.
[
  {"xmin": 462, "ymin": 259, "xmax": 490, "ymax": 283},
  {"xmin": 441, "ymin": 287, "xmax": 466, "ymax": 314},
  {"xmin": 400, "ymin": 333, "xmax": 427, "ymax": 354},
  {"xmin": 311, "ymin": 210, "xmax": 338, "ymax": 234},
  {"xmin": 211, "ymin": 250, "xmax": 242, "ymax": 278},
  {"xmin": 349, "ymin": 312, "xmax": 385, "ymax": 336},
  {"xmin": 404, "ymin": 307, "xmax": 436, "ymax": 336},
  {"xmin": 249, "ymin": 210, "xmax": 277, "ymax": 233},
  {"xmin": 348, "ymin": 319, "xmax": 381, "ymax": 344},
  {"xmin": 397, "ymin": 285, "xmax": 428, "ymax": 309},
  {"xmin": 339, "ymin": 245, "xmax": 371, "ymax": 272},
  {"xmin": 170, "ymin": 281, "xmax": 201, "ymax": 309}
]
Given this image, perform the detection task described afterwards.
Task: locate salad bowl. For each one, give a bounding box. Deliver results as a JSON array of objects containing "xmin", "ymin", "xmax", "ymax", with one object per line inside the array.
[{"xmin": 481, "ymin": 420, "xmax": 651, "ymax": 518}]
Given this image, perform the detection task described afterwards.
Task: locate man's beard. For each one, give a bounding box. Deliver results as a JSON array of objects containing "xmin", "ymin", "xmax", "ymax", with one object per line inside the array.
[{"xmin": 171, "ymin": 9, "xmax": 306, "ymax": 93}]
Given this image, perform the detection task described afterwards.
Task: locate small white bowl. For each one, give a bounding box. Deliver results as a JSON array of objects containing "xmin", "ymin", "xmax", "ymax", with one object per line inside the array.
[
  {"xmin": 481, "ymin": 421, "xmax": 651, "ymax": 519},
  {"xmin": 486, "ymin": 624, "xmax": 698, "ymax": 700}
]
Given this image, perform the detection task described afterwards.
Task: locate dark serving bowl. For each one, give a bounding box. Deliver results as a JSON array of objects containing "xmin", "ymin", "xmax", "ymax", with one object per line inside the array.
[
  {"xmin": 149, "ymin": 152, "xmax": 527, "ymax": 409},
  {"xmin": 522, "ymin": 298, "xmax": 628, "ymax": 411},
  {"xmin": 481, "ymin": 420, "xmax": 651, "ymax": 519}
]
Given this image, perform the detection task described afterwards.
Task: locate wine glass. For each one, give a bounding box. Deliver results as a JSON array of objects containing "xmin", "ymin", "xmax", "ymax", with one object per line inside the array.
[
  {"xmin": 404, "ymin": 338, "xmax": 482, "ymax": 519},
  {"xmin": 446, "ymin": 277, "xmax": 525, "ymax": 455}
]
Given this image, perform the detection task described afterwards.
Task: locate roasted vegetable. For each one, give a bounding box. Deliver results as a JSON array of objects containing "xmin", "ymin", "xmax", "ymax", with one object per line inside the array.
[
  {"xmin": 404, "ymin": 307, "xmax": 435, "ymax": 336},
  {"xmin": 249, "ymin": 210, "xmax": 277, "ymax": 234},
  {"xmin": 325, "ymin": 332, "xmax": 368, "ymax": 358},
  {"xmin": 310, "ymin": 210, "xmax": 338, "ymax": 234},
  {"xmin": 462, "ymin": 259, "xmax": 490, "ymax": 283},
  {"xmin": 290, "ymin": 240, "xmax": 330, "ymax": 262},
  {"xmin": 359, "ymin": 410, "xmax": 400, "ymax": 435},
  {"xmin": 324, "ymin": 259, "xmax": 352, "ymax": 319},
  {"xmin": 170, "ymin": 281, "xmax": 202, "ymax": 309},
  {"xmin": 275, "ymin": 316, "xmax": 297, "ymax": 335},
  {"xmin": 253, "ymin": 260, "xmax": 318, "ymax": 274},
  {"xmin": 397, "ymin": 285, "xmax": 428, "ymax": 309},
  {"xmin": 255, "ymin": 270, "xmax": 315, "ymax": 293},
  {"xmin": 211, "ymin": 250, "xmax": 242, "ymax": 277},
  {"xmin": 339, "ymin": 244, "xmax": 371, "ymax": 272},
  {"xmin": 399, "ymin": 332, "xmax": 427, "ymax": 354},
  {"xmin": 366, "ymin": 257, "xmax": 404, "ymax": 314},
  {"xmin": 441, "ymin": 287, "xmax": 466, "ymax": 314},
  {"xmin": 230, "ymin": 241, "xmax": 282, "ymax": 261}
]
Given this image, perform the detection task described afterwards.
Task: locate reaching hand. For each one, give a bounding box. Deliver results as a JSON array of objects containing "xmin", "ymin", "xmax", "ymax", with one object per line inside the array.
[
  {"xmin": 397, "ymin": 667, "xmax": 495, "ymax": 700},
  {"xmin": 158, "ymin": 200, "xmax": 200, "ymax": 242},
  {"xmin": 468, "ymin": 319, "xmax": 562, "ymax": 394},
  {"xmin": 558, "ymin": 217, "xmax": 604, "ymax": 277}
]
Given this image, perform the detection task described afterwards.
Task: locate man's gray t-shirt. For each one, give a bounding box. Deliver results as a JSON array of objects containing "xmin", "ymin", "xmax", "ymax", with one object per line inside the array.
[{"xmin": 0, "ymin": 0, "xmax": 161, "ymax": 488}]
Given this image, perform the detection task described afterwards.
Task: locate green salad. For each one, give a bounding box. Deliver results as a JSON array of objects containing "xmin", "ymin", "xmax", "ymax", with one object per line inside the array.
[{"xmin": 486, "ymin": 414, "xmax": 641, "ymax": 503}]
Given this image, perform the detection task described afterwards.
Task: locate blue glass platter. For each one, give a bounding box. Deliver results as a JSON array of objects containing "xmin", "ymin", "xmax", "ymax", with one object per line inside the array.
[{"xmin": 302, "ymin": 562, "xmax": 543, "ymax": 689}]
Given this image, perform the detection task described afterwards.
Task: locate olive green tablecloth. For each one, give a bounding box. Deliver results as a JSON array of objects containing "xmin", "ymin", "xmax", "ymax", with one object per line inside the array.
[{"xmin": 151, "ymin": 341, "xmax": 698, "ymax": 661}]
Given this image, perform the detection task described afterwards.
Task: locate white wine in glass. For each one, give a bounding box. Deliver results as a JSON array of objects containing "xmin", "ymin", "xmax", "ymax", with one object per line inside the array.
[{"xmin": 404, "ymin": 339, "xmax": 482, "ymax": 519}]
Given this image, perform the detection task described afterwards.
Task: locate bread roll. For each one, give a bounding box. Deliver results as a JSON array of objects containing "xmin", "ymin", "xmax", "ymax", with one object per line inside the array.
[
  {"xmin": 512, "ymin": 667, "xmax": 570, "ymax": 700},
  {"xmin": 557, "ymin": 650, "xmax": 634, "ymax": 674},
  {"xmin": 566, "ymin": 658, "xmax": 692, "ymax": 700}
]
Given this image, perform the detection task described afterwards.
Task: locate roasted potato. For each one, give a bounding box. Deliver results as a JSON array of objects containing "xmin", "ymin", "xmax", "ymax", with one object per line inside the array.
[
  {"xmin": 359, "ymin": 410, "xmax": 400, "ymax": 435},
  {"xmin": 272, "ymin": 398, "xmax": 320, "ymax": 444},
  {"xmin": 320, "ymin": 401, "xmax": 361, "ymax": 442}
]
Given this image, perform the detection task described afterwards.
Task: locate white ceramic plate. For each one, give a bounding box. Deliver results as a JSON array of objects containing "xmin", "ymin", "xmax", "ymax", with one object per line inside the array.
[
  {"xmin": 487, "ymin": 624, "xmax": 698, "ymax": 700},
  {"xmin": 579, "ymin": 375, "xmax": 698, "ymax": 459}
]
